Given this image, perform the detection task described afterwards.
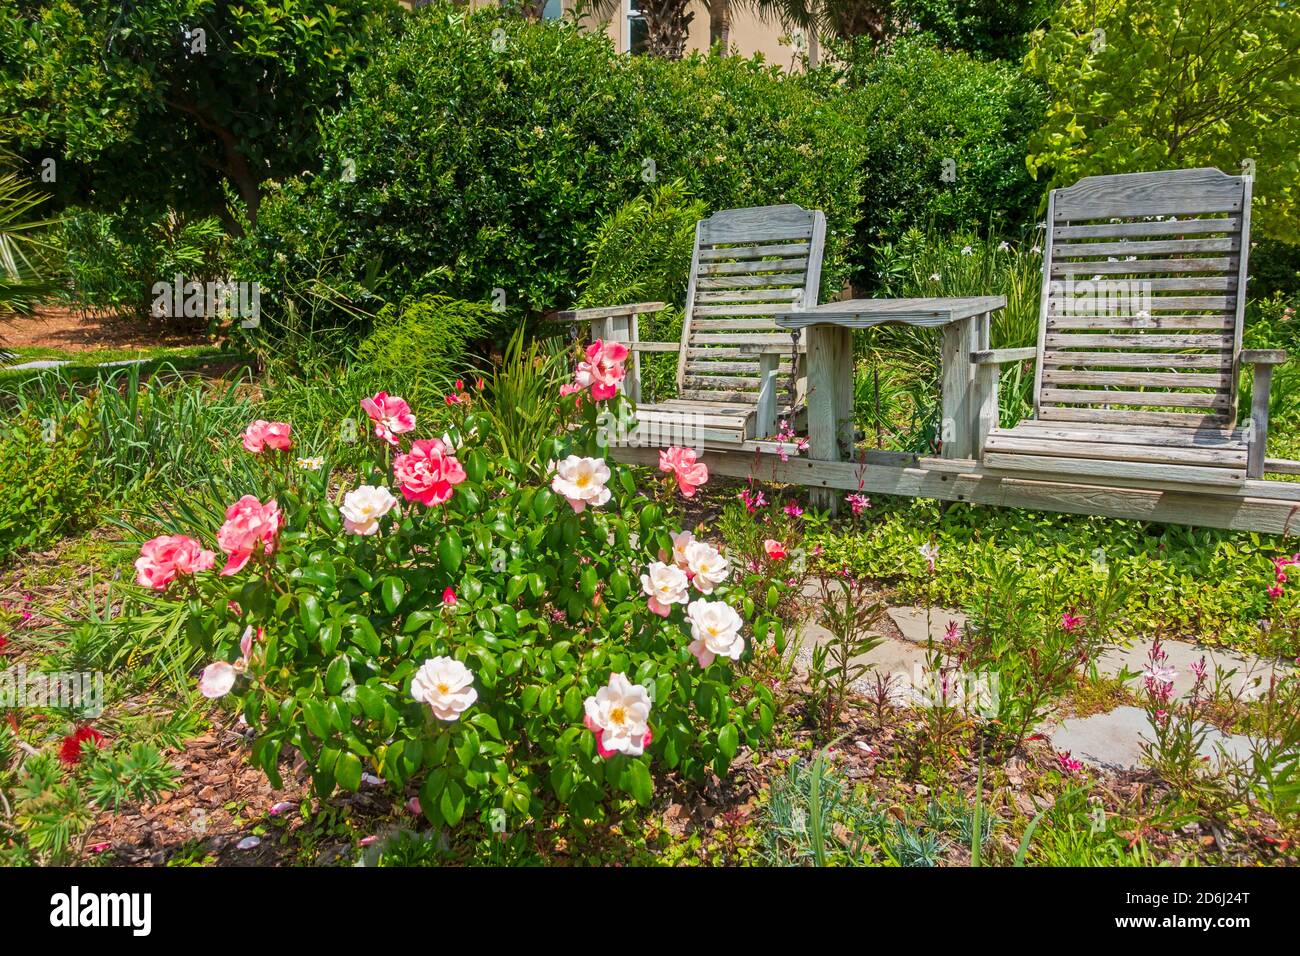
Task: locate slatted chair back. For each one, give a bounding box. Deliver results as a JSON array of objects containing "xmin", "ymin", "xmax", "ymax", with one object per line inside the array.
[
  {"xmin": 1035, "ymin": 168, "xmax": 1250, "ymax": 431},
  {"xmin": 676, "ymin": 204, "xmax": 827, "ymax": 405}
]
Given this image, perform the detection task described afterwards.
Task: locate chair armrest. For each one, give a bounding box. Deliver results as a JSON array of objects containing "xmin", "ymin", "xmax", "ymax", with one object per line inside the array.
[
  {"xmin": 549, "ymin": 302, "xmax": 667, "ymax": 323},
  {"xmin": 1241, "ymin": 349, "xmax": 1288, "ymax": 366},
  {"xmin": 971, "ymin": 347, "xmax": 1037, "ymax": 365},
  {"xmin": 627, "ymin": 342, "xmax": 679, "ymax": 353},
  {"xmin": 737, "ymin": 342, "xmax": 807, "ymax": 356}
]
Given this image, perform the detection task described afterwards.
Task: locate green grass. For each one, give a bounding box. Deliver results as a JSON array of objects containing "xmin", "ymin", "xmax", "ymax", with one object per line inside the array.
[{"xmin": 0, "ymin": 344, "xmax": 245, "ymax": 385}]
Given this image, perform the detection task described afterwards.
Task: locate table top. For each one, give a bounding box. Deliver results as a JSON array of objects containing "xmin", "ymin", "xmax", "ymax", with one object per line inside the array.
[{"xmin": 773, "ymin": 296, "xmax": 1006, "ymax": 330}]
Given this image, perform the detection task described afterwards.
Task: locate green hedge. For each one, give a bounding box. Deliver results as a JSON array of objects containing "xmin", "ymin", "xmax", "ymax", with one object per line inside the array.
[
  {"xmin": 233, "ymin": 7, "xmax": 865, "ymax": 343},
  {"xmin": 831, "ymin": 37, "xmax": 1047, "ymax": 286}
]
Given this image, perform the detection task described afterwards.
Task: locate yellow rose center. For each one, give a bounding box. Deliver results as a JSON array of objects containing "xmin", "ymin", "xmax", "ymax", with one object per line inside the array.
[
  {"xmin": 610, "ymin": 706, "xmax": 626, "ymax": 725},
  {"xmin": 437, "ymin": 683, "xmax": 450, "ymax": 695},
  {"xmin": 575, "ymin": 473, "xmax": 591, "ymax": 488}
]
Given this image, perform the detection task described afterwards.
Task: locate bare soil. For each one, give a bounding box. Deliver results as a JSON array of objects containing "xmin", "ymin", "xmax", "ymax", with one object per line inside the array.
[{"xmin": 0, "ymin": 306, "xmax": 210, "ymax": 352}]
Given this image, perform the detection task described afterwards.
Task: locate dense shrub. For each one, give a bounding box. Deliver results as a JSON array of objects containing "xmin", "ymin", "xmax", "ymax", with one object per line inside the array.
[
  {"xmin": 131, "ymin": 348, "xmax": 786, "ymax": 828},
  {"xmin": 830, "ymin": 37, "xmax": 1047, "ymax": 286},
  {"xmin": 355, "ymin": 296, "xmax": 505, "ymax": 409},
  {"xmin": 0, "ymin": 407, "xmax": 100, "ymax": 558},
  {"xmin": 59, "ymin": 206, "xmax": 228, "ymax": 317},
  {"xmin": 233, "ymin": 7, "xmax": 865, "ymax": 345}
]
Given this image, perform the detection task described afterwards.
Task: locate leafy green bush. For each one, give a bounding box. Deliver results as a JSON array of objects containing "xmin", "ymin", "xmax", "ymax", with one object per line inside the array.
[
  {"xmin": 575, "ymin": 179, "xmax": 704, "ymax": 402},
  {"xmin": 0, "ymin": 407, "xmax": 100, "ymax": 558},
  {"xmin": 830, "ymin": 37, "xmax": 1046, "ymax": 284},
  {"xmin": 355, "ymin": 296, "xmax": 504, "ymax": 409},
  {"xmin": 59, "ymin": 206, "xmax": 228, "ymax": 317},
  {"xmin": 812, "ymin": 495, "xmax": 1297, "ymax": 657},
  {"xmin": 234, "ymin": 8, "xmax": 865, "ymax": 341},
  {"xmin": 132, "ymin": 347, "xmax": 786, "ymax": 829}
]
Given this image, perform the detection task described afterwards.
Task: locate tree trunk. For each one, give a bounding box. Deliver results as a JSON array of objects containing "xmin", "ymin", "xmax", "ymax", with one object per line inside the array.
[
  {"xmin": 519, "ymin": 0, "xmax": 548, "ymax": 21},
  {"xmin": 643, "ymin": 0, "xmax": 693, "ymax": 59},
  {"xmin": 708, "ymin": 0, "xmax": 731, "ymax": 52}
]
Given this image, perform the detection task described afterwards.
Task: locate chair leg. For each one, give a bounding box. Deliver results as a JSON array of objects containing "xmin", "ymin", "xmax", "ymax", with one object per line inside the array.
[
  {"xmin": 755, "ymin": 352, "xmax": 779, "ymax": 439},
  {"xmin": 1248, "ymin": 363, "xmax": 1273, "ymax": 479}
]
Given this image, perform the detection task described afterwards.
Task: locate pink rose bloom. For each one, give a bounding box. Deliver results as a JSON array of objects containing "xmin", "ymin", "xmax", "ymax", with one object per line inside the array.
[
  {"xmin": 217, "ymin": 495, "xmax": 283, "ymax": 575},
  {"xmin": 658, "ymin": 445, "xmax": 709, "ymax": 497},
  {"xmin": 360, "ymin": 392, "xmax": 416, "ymax": 446},
  {"xmin": 763, "ymin": 539, "xmax": 787, "ymax": 560},
  {"xmin": 242, "ymin": 420, "xmax": 292, "ymax": 453},
  {"xmin": 134, "ymin": 535, "xmax": 215, "ymax": 590},
  {"xmin": 1061, "ymin": 611, "xmax": 1084, "ymax": 632},
  {"xmin": 393, "ymin": 438, "xmax": 467, "ymax": 506},
  {"xmin": 577, "ymin": 339, "xmax": 628, "ymax": 401}
]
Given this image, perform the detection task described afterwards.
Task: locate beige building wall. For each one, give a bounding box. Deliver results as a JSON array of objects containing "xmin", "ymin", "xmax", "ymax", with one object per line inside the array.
[{"xmin": 403, "ymin": 1, "xmax": 803, "ymax": 71}]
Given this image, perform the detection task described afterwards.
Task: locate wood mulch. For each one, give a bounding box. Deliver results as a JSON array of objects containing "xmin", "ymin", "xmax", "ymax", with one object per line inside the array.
[{"xmin": 1, "ymin": 306, "xmax": 210, "ymax": 352}]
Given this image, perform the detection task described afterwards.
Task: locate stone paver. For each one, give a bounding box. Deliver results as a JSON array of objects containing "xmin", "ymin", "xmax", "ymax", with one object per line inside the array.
[
  {"xmin": 2, "ymin": 359, "xmax": 71, "ymax": 370},
  {"xmin": 1047, "ymin": 705, "xmax": 1255, "ymax": 772},
  {"xmin": 794, "ymin": 620, "xmax": 931, "ymax": 704},
  {"xmin": 1098, "ymin": 638, "xmax": 1293, "ymax": 701},
  {"xmin": 886, "ymin": 606, "xmax": 967, "ymax": 645}
]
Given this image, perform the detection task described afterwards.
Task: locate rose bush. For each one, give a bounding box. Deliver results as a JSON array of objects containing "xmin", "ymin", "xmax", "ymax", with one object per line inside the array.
[{"xmin": 138, "ymin": 341, "xmax": 784, "ymax": 827}]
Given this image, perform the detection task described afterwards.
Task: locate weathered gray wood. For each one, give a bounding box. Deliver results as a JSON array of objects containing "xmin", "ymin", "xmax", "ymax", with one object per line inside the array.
[
  {"xmin": 1051, "ymin": 237, "xmax": 1241, "ymax": 257},
  {"xmin": 1052, "ymin": 217, "xmax": 1240, "ymax": 239},
  {"xmin": 755, "ymin": 352, "xmax": 780, "ymax": 440},
  {"xmin": 1248, "ymin": 362, "xmax": 1273, "ymax": 479},
  {"xmin": 696, "ymin": 273, "xmax": 807, "ymax": 289},
  {"xmin": 971, "ymin": 347, "xmax": 1037, "ymax": 364},
  {"xmin": 984, "ymin": 435, "xmax": 1246, "ymax": 467},
  {"xmin": 550, "ymin": 302, "xmax": 666, "ymax": 322},
  {"xmin": 941, "ymin": 316, "xmax": 981, "ymax": 458},
  {"xmin": 1266, "ymin": 459, "xmax": 1300, "ymax": 476},
  {"xmin": 1242, "ymin": 349, "xmax": 1288, "ymax": 365},
  {"xmin": 1010, "ymin": 421, "xmax": 1244, "ymax": 446},
  {"xmin": 1041, "ymin": 369, "xmax": 1230, "ymax": 389},
  {"xmin": 805, "ymin": 323, "xmax": 851, "ymax": 511},
  {"xmin": 1040, "ymin": 405, "xmax": 1232, "ymax": 428},
  {"xmin": 1051, "ymin": 257, "xmax": 1238, "ymax": 276},
  {"xmin": 774, "ymin": 297, "xmax": 1006, "ymax": 330},
  {"xmin": 1040, "ymin": 387, "xmax": 1230, "ymax": 409},
  {"xmin": 1043, "ymin": 333, "xmax": 1231, "ymax": 349},
  {"xmin": 985, "ymin": 452, "xmax": 1244, "ymax": 486},
  {"xmin": 1043, "ymin": 350, "xmax": 1229, "ymax": 368},
  {"xmin": 695, "ymin": 288, "xmax": 804, "ymax": 303},
  {"xmin": 1052, "ymin": 168, "xmax": 1246, "ymax": 220},
  {"xmin": 974, "ymin": 361, "xmax": 999, "ymax": 458},
  {"xmin": 611, "ymin": 445, "xmax": 1300, "ymax": 536},
  {"xmin": 1047, "ymin": 314, "xmax": 1234, "ymax": 330},
  {"xmin": 697, "ymin": 204, "xmax": 818, "ymax": 245},
  {"xmin": 698, "ymin": 242, "xmax": 811, "ymax": 261}
]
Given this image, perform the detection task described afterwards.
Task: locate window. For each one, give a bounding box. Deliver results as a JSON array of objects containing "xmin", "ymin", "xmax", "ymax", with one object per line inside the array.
[
  {"xmin": 625, "ymin": 0, "xmax": 649, "ymax": 55},
  {"xmin": 541, "ymin": 0, "xmax": 562, "ymax": 19}
]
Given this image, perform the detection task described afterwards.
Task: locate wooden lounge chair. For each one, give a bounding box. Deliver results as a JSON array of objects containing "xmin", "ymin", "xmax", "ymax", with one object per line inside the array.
[
  {"xmin": 973, "ymin": 168, "xmax": 1286, "ymax": 487},
  {"xmin": 554, "ymin": 203, "xmax": 827, "ymax": 451}
]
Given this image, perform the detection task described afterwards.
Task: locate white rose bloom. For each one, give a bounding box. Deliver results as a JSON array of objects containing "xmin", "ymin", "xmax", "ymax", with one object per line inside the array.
[
  {"xmin": 684, "ymin": 539, "xmax": 730, "ymax": 593},
  {"xmin": 686, "ymin": 599, "xmax": 745, "ymax": 668},
  {"xmin": 669, "ymin": 530, "xmax": 695, "ymax": 568},
  {"xmin": 550, "ymin": 455, "xmax": 612, "ymax": 512},
  {"xmin": 411, "ymin": 656, "xmax": 478, "ymax": 721},
  {"xmin": 583, "ymin": 673, "xmax": 653, "ymax": 757},
  {"xmin": 641, "ymin": 561, "xmax": 690, "ymax": 616},
  {"xmin": 340, "ymin": 484, "xmax": 399, "ymax": 536}
]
